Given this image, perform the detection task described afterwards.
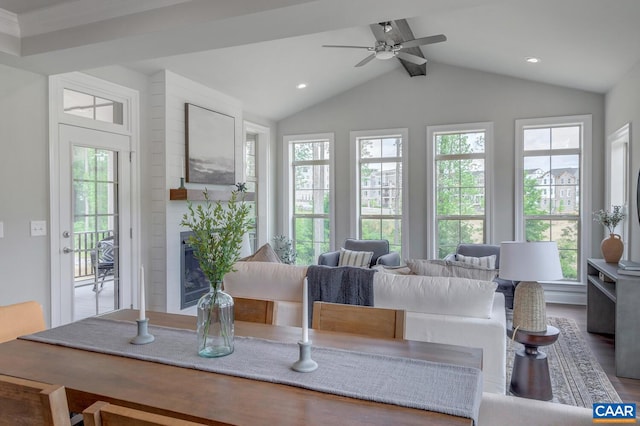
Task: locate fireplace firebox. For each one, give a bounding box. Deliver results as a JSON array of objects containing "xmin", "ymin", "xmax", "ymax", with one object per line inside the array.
[{"xmin": 180, "ymin": 231, "xmax": 210, "ymax": 309}]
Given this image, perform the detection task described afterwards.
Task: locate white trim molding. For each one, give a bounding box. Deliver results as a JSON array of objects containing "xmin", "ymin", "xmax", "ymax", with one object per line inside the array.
[{"xmin": 244, "ymin": 120, "xmax": 271, "ymax": 246}]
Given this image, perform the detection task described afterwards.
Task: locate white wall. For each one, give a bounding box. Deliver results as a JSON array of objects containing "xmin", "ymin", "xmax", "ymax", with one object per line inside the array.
[
  {"xmin": 605, "ymin": 60, "xmax": 640, "ymax": 260},
  {"xmin": 277, "ymin": 62, "xmax": 605, "ymax": 261},
  {"xmin": 0, "ymin": 65, "xmax": 50, "ymax": 321}
]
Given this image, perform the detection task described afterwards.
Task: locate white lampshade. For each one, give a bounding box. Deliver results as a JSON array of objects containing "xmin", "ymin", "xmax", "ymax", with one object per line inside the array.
[
  {"xmin": 499, "ymin": 241, "xmax": 563, "ymax": 282},
  {"xmin": 500, "ymin": 241, "xmax": 562, "ymax": 332}
]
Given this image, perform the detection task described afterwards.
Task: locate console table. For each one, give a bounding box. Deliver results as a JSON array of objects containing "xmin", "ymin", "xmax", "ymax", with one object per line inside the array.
[{"xmin": 587, "ymin": 258, "xmax": 640, "ymax": 379}]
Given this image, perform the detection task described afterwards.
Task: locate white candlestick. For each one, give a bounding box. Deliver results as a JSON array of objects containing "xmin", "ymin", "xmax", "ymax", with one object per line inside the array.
[
  {"xmin": 302, "ymin": 278, "xmax": 309, "ymax": 343},
  {"xmin": 139, "ymin": 265, "xmax": 146, "ymax": 320}
]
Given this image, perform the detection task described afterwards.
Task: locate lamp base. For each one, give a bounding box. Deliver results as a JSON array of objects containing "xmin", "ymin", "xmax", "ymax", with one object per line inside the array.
[{"xmin": 512, "ymin": 281, "xmax": 547, "ymax": 332}]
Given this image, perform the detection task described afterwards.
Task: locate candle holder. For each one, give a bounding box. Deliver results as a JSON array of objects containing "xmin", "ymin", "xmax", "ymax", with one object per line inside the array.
[
  {"xmin": 292, "ymin": 340, "xmax": 317, "ymax": 372},
  {"xmin": 179, "ymin": 177, "xmax": 185, "ymax": 189},
  {"xmin": 130, "ymin": 318, "xmax": 155, "ymax": 345}
]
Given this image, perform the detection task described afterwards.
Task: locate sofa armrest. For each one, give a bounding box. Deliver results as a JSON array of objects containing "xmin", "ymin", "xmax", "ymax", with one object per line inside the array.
[
  {"xmin": 318, "ymin": 251, "xmax": 340, "ymax": 266},
  {"xmin": 478, "ymin": 392, "xmax": 593, "ymax": 426},
  {"xmin": 376, "ymin": 252, "xmax": 401, "ymax": 266}
]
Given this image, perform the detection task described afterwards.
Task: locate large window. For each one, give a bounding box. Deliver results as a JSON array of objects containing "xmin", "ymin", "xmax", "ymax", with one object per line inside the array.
[
  {"xmin": 351, "ymin": 129, "xmax": 406, "ymax": 256},
  {"xmin": 244, "ymin": 132, "xmax": 258, "ymax": 253},
  {"xmin": 516, "ymin": 115, "xmax": 591, "ymax": 282},
  {"xmin": 427, "ymin": 123, "xmax": 492, "ymax": 258},
  {"xmin": 284, "ymin": 134, "xmax": 334, "ymax": 265}
]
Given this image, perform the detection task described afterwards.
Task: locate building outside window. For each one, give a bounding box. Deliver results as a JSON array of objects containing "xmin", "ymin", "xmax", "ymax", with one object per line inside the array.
[
  {"xmin": 516, "ymin": 115, "xmax": 591, "ymax": 282},
  {"xmin": 427, "ymin": 123, "xmax": 492, "ymax": 258},
  {"xmin": 351, "ymin": 129, "xmax": 407, "ymax": 256}
]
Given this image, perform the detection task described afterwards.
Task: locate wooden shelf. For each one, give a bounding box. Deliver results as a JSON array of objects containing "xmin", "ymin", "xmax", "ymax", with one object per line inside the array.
[{"xmin": 169, "ymin": 188, "xmax": 255, "ymax": 201}]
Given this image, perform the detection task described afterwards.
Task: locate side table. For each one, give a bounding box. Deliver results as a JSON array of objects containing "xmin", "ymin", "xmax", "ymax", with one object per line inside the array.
[{"xmin": 508, "ymin": 325, "xmax": 559, "ymax": 401}]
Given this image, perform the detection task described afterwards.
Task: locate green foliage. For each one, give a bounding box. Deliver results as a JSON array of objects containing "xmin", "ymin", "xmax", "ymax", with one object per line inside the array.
[
  {"xmin": 523, "ymin": 176, "xmax": 551, "ymax": 242},
  {"xmin": 273, "ymin": 235, "xmax": 297, "ymax": 264},
  {"xmin": 180, "ymin": 186, "xmax": 252, "ymax": 288},
  {"xmin": 593, "ymin": 206, "xmax": 625, "ymax": 234}
]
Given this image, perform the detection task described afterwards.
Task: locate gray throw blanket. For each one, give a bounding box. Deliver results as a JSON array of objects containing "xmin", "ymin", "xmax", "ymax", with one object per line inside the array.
[{"xmin": 306, "ymin": 265, "xmax": 376, "ymax": 326}]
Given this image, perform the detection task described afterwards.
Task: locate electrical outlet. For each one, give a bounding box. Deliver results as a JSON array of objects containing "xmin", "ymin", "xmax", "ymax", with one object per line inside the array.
[{"xmin": 30, "ymin": 220, "xmax": 47, "ymax": 237}]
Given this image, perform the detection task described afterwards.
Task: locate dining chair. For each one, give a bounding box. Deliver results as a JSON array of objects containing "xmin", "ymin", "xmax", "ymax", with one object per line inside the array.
[
  {"xmin": 312, "ymin": 301, "xmax": 406, "ymax": 339},
  {"xmin": 0, "ymin": 300, "xmax": 47, "ymax": 343},
  {"xmin": 83, "ymin": 401, "xmax": 207, "ymax": 425},
  {"xmin": 0, "ymin": 374, "xmax": 72, "ymax": 426},
  {"xmin": 233, "ymin": 297, "xmax": 276, "ymax": 324}
]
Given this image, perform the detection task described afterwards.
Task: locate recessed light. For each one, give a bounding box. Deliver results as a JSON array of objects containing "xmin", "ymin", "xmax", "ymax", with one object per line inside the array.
[
  {"xmin": 525, "ymin": 57, "xmax": 541, "ymax": 64},
  {"xmin": 296, "ymin": 83, "xmax": 307, "ymax": 89}
]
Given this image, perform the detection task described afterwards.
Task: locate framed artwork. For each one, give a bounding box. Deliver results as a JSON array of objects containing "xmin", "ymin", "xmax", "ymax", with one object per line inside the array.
[{"xmin": 185, "ymin": 103, "xmax": 235, "ymax": 185}]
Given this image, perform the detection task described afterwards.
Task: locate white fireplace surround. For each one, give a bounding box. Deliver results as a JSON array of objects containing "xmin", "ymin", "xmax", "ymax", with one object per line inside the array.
[{"xmin": 149, "ymin": 70, "xmax": 243, "ymax": 315}]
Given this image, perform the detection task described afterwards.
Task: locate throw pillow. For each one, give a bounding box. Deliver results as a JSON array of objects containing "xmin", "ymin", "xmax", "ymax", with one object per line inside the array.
[
  {"xmin": 240, "ymin": 243, "xmax": 282, "ymax": 263},
  {"xmin": 405, "ymin": 259, "xmax": 498, "ymax": 282},
  {"xmin": 456, "ymin": 253, "xmax": 497, "ymax": 269},
  {"xmin": 338, "ymin": 248, "xmax": 374, "ymax": 268}
]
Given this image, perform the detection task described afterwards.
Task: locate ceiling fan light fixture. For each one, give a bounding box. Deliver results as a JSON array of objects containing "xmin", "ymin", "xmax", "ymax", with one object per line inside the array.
[
  {"xmin": 376, "ymin": 50, "xmax": 395, "ymax": 60},
  {"xmin": 379, "ymin": 21, "xmax": 393, "ymax": 33}
]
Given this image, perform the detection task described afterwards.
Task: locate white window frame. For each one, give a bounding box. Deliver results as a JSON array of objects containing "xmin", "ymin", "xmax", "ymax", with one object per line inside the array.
[
  {"xmin": 426, "ymin": 122, "xmax": 493, "ymax": 259},
  {"xmin": 350, "ymin": 128, "xmax": 408, "ymax": 256},
  {"xmin": 243, "ymin": 121, "xmax": 270, "ymax": 247},
  {"xmin": 282, "ymin": 133, "xmax": 335, "ymax": 254},
  {"xmin": 515, "ymin": 115, "xmax": 592, "ymax": 285}
]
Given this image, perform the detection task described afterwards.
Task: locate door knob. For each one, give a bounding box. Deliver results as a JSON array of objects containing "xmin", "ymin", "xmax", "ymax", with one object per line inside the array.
[{"xmin": 62, "ymin": 247, "xmax": 76, "ymax": 254}]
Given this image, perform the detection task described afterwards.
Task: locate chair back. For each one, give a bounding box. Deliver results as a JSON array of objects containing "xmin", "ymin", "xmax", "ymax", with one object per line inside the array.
[
  {"xmin": 233, "ymin": 297, "xmax": 276, "ymax": 324},
  {"xmin": 312, "ymin": 302, "xmax": 405, "ymax": 339},
  {"xmin": 83, "ymin": 401, "xmax": 206, "ymax": 426},
  {"xmin": 0, "ymin": 300, "xmax": 46, "ymax": 343},
  {"xmin": 344, "ymin": 239, "xmax": 390, "ymax": 267},
  {"xmin": 0, "ymin": 374, "xmax": 71, "ymax": 426}
]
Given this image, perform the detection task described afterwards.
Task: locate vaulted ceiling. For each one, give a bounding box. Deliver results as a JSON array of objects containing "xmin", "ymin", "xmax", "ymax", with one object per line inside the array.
[{"xmin": 1, "ymin": 0, "xmax": 639, "ymax": 121}]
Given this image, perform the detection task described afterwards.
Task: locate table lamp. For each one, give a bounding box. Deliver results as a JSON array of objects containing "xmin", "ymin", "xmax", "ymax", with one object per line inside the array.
[{"xmin": 499, "ymin": 241, "xmax": 563, "ymax": 332}]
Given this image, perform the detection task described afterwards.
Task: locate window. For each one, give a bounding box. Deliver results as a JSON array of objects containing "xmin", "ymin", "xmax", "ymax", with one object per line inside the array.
[
  {"xmin": 351, "ymin": 129, "xmax": 407, "ymax": 256},
  {"xmin": 244, "ymin": 132, "xmax": 258, "ymax": 253},
  {"xmin": 427, "ymin": 123, "xmax": 493, "ymax": 258},
  {"xmin": 284, "ymin": 134, "xmax": 334, "ymax": 265},
  {"xmin": 63, "ymin": 88, "xmax": 123, "ymax": 124},
  {"xmin": 516, "ymin": 115, "xmax": 592, "ymax": 282}
]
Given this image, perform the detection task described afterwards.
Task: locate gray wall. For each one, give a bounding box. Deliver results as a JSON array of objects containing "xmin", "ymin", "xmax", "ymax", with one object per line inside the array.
[
  {"xmin": 277, "ymin": 62, "xmax": 605, "ymax": 260},
  {"xmin": 605, "ymin": 60, "xmax": 640, "ymax": 260},
  {"xmin": 0, "ymin": 65, "xmax": 50, "ymax": 320}
]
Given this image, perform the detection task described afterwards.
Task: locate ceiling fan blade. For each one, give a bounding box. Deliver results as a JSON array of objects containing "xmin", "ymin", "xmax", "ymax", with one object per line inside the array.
[
  {"xmin": 355, "ymin": 54, "xmax": 376, "ymax": 67},
  {"xmin": 400, "ymin": 34, "xmax": 447, "ymax": 49},
  {"xmin": 396, "ymin": 52, "xmax": 427, "ymax": 65},
  {"xmin": 322, "ymin": 44, "xmax": 371, "ymax": 49}
]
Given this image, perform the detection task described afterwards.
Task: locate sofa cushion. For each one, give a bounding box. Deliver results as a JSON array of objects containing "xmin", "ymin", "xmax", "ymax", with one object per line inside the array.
[
  {"xmin": 373, "ymin": 273, "xmax": 498, "ymax": 318},
  {"xmin": 338, "ymin": 248, "xmax": 374, "ymax": 268},
  {"xmin": 456, "ymin": 253, "xmax": 497, "ymax": 269},
  {"xmin": 223, "ymin": 262, "xmax": 307, "ymax": 302},
  {"xmin": 240, "ymin": 243, "xmax": 282, "ymax": 263},
  {"xmin": 406, "ymin": 259, "xmax": 498, "ymax": 282}
]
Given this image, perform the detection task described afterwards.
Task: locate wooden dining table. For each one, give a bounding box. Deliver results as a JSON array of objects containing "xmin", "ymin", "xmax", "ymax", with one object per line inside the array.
[{"xmin": 0, "ymin": 309, "xmax": 482, "ymax": 425}]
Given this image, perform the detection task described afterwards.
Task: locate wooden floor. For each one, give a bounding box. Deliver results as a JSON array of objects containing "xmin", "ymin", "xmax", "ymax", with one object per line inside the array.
[{"xmin": 547, "ymin": 303, "xmax": 640, "ymax": 404}]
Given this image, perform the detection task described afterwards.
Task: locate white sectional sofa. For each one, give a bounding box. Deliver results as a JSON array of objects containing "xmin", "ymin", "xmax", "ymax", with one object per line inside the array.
[{"xmin": 224, "ymin": 261, "xmax": 507, "ymax": 394}]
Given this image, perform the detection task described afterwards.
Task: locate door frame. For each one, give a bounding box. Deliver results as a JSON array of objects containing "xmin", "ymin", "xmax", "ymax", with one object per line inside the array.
[{"xmin": 49, "ymin": 72, "xmax": 140, "ymax": 326}]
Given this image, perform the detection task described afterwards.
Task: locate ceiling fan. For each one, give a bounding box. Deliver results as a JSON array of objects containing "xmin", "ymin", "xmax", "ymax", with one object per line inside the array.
[{"xmin": 323, "ymin": 26, "xmax": 447, "ymax": 68}]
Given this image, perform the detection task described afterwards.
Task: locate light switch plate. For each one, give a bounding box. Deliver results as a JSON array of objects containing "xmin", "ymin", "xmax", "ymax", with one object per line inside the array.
[{"xmin": 30, "ymin": 220, "xmax": 47, "ymax": 237}]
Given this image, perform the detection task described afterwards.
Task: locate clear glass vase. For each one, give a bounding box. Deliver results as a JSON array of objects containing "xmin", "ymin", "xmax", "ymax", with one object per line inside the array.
[{"xmin": 197, "ymin": 286, "xmax": 234, "ymax": 357}]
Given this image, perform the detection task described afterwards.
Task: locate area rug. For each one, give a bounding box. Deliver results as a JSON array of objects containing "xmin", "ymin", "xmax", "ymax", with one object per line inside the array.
[{"xmin": 506, "ymin": 316, "xmax": 622, "ymax": 407}]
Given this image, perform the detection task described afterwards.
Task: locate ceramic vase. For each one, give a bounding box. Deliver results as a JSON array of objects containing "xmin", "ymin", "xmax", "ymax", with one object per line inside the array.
[
  {"xmin": 197, "ymin": 286, "xmax": 234, "ymax": 357},
  {"xmin": 601, "ymin": 233, "xmax": 624, "ymax": 264}
]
